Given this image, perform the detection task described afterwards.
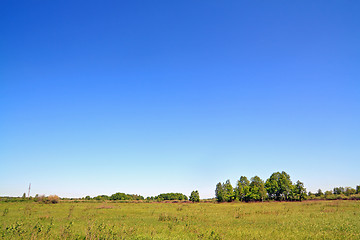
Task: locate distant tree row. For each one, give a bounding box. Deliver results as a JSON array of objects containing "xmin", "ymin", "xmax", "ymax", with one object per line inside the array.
[
  {"xmin": 215, "ymin": 171, "xmax": 307, "ymax": 202},
  {"xmin": 85, "ymin": 193, "xmax": 145, "ymax": 201},
  {"xmin": 87, "ymin": 192, "xmax": 192, "ymax": 202},
  {"xmin": 309, "ymin": 186, "xmax": 360, "ymax": 200},
  {"xmin": 146, "ymin": 193, "xmax": 188, "ymax": 201},
  {"xmin": 110, "ymin": 193, "xmax": 145, "ymax": 200}
]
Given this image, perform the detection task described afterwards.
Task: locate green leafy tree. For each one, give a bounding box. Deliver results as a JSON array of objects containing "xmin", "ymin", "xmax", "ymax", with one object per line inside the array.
[
  {"xmin": 215, "ymin": 182, "xmax": 225, "ymax": 202},
  {"xmin": 333, "ymin": 187, "xmax": 345, "ymax": 195},
  {"xmin": 249, "ymin": 176, "xmax": 266, "ymax": 201},
  {"xmin": 189, "ymin": 190, "xmax": 200, "ymax": 202},
  {"xmin": 315, "ymin": 189, "xmax": 323, "ymax": 197},
  {"xmin": 356, "ymin": 185, "xmax": 360, "ymax": 194},
  {"xmin": 223, "ymin": 179, "xmax": 234, "ymax": 202},
  {"xmin": 279, "ymin": 171, "xmax": 293, "ymax": 200},
  {"xmin": 344, "ymin": 187, "xmax": 356, "ymax": 196},
  {"xmin": 293, "ymin": 180, "xmax": 307, "ymax": 201},
  {"xmin": 265, "ymin": 171, "xmax": 293, "ymax": 201},
  {"xmin": 265, "ymin": 172, "xmax": 281, "ymax": 200},
  {"xmin": 235, "ymin": 176, "xmax": 250, "ymax": 202}
]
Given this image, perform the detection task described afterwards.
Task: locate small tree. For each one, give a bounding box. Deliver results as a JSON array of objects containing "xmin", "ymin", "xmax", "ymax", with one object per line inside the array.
[
  {"xmin": 189, "ymin": 190, "xmax": 200, "ymax": 202},
  {"xmin": 356, "ymin": 185, "xmax": 360, "ymax": 194}
]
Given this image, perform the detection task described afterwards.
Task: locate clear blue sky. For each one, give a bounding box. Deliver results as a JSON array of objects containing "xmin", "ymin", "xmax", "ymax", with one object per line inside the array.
[{"xmin": 1, "ymin": 1, "xmax": 359, "ymax": 198}]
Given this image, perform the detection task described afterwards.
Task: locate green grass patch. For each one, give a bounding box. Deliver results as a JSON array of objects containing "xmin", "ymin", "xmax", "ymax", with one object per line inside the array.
[{"xmin": 0, "ymin": 200, "xmax": 359, "ymax": 239}]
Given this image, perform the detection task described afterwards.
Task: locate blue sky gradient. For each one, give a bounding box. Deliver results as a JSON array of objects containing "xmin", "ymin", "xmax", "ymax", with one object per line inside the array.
[{"xmin": 1, "ymin": 1, "xmax": 359, "ymax": 198}]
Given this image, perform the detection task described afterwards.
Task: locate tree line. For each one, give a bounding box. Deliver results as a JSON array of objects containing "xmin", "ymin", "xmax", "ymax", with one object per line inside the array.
[
  {"xmin": 2, "ymin": 172, "xmax": 359, "ymax": 203},
  {"xmin": 308, "ymin": 186, "xmax": 360, "ymax": 200},
  {"xmin": 215, "ymin": 171, "xmax": 360, "ymax": 202},
  {"xmin": 2, "ymin": 191, "xmax": 201, "ymax": 203},
  {"xmin": 87, "ymin": 192, "xmax": 194, "ymax": 202}
]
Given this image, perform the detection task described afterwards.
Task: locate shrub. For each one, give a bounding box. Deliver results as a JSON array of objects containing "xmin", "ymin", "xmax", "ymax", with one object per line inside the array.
[
  {"xmin": 35, "ymin": 195, "xmax": 46, "ymax": 203},
  {"xmin": 48, "ymin": 195, "xmax": 60, "ymax": 204}
]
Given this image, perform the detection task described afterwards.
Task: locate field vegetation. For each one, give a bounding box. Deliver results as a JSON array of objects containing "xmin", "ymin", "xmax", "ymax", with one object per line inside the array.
[{"xmin": 1, "ymin": 200, "xmax": 359, "ymax": 239}]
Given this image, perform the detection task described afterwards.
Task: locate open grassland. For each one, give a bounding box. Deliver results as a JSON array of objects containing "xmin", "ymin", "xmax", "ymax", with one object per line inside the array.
[{"xmin": 1, "ymin": 200, "xmax": 359, "ymax": 239}]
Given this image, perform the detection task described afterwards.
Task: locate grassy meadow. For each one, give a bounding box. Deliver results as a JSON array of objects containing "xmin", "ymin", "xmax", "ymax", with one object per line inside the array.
[{"xmin": 1, "ymin": 200, "xmax": 359, "ymax": 239}]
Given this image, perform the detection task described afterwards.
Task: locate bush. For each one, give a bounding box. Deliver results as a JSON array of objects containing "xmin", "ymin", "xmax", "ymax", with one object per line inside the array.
[
  {"xmin": 47, "ymin": 195, "xmax": 60, "ymax": 204},
  {"xmin": 35, "ymin": 195, "xmax": 46, "ymax": 203},
  {"xmin": 35, "ymin": 195, "xmax": 60, "ymax": 204},
  {"xmin": 348, "ymin": 194, "xmax": 360, "ymax": 200}
]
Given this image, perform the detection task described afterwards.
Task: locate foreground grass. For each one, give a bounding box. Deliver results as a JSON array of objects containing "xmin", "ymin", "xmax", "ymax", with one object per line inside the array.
[{"xmin": 0, "ymin": 200, "xmax": 359, "ymax": 239}]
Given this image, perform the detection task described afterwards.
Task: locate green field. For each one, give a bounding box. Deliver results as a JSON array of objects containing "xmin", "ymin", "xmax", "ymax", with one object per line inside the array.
[{"xmin": 1, "ymin": 200, "xmax": 359, "ymax": 239}]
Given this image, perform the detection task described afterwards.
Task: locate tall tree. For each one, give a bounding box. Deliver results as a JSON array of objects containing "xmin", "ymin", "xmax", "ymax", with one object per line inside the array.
[
  {"xmin": 265, "ymin": 172, "xmax": 281, "ymax": 200},
  {"xmin": 215, "ymin": 182, "xmax": 225, "ymax": 202},
  {"xmin": 223, "ymin": 179, "xmax": 234, "ymax": 202},
  {"xmin": 235, "ymin": 176, "xmax": 250, "ymax": 202},
  {"xmin": 279, "ymin": 171, "xmax": 293, "ymax": 201},
  {"xmin": 249, "ymin": 176, "xmax": 266, "ymax": 201},
  {"xmin": 265, "ymin": 171, "xmax": 293, "ymax": 201},
  {"xmin": 293, "ymin": 180, "xmax": 307, "ymax": 201}
]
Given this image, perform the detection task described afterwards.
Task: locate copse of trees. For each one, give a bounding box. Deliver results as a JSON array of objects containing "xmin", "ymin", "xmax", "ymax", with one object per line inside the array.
[
  {"xmin": 216, "ymin": 171, "xmax": 306, "ymax": 202},
  {"xmin": 154, "ymin": 193, "xmax": 188, "ymax": 201},
  {"xmin": 110, "ymin": 192, "xmax": 144, "ymax": 201},
  {"xmin": 217, "ymin": 172, "xmax": 360, "ymax": 203},
  {"xmin": 93, "ymin": 195, "xmax": 110, "ymax": 201}
]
